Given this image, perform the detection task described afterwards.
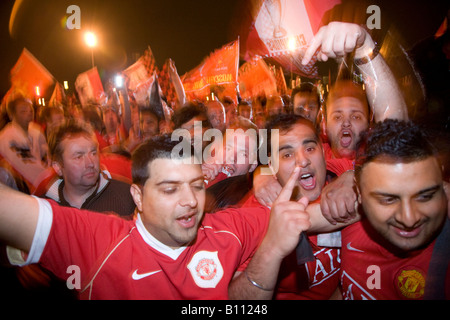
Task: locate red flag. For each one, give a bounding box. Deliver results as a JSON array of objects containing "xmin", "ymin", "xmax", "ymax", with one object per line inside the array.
[
  {"xmin": 10, "ymin": 48, "xmax": 54, "ymax": 99},
  {"xmin": 238, "ymin": 56, "xmax": 277, "ymax": 100},
  {"xmin": 272, "ymin": 65, "xmax": 288, "ymax": 95},
  {"xmin": 140, "ymin": 45, "xmax": 157, "ymax": 76},
  {"xmin": 74, "ymin": 67, "xmax": 105, "ymax": 107},
  {"xmin": 49, "ymin": 82, "xmax": 66, "ymax": 107},
  {"xmin": 182, "ymin": 40, "xmax": 240, "ymax": 103},
  {"xmin": 158, "ymin": 59, "xmax": 180, "ymax": 109},
  {"xmin": 243, "ymin": 0, "xmax": 340, "ymax": 78}
]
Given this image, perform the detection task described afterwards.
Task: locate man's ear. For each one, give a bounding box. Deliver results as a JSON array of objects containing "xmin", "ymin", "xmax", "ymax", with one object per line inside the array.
[
  {"xmin": 52, "ymin": 161, "xmax": 63, "ymax": 177},
  {"xmin": 130, "ymin": 184, "xmax": 143, "ymax": 212},
  {"xmin": 356, "ymin": 185, "xmax": 362, "ymax": 204}
]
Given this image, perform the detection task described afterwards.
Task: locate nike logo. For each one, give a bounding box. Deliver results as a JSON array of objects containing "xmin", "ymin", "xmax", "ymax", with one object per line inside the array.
[
  {"xmin": 346, "ymin": 242, "xmax": 364, "ymax": 253},
  {"xmin": 131, "ymin": 269, "xmax": 162, "ymax": 280}
]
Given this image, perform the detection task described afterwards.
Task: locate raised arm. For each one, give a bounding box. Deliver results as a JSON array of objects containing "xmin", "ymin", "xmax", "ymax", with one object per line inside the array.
[
  {"xmin": 302, "ymin": 22, "xmax": 408, "ymax": 121},
  {"xmin": 0, "ymin": 183, "xmax": 40, "ymax": 253},
  {"xmin": 229, "ymin": 167, "xmax": 310, "ymax": 299}
]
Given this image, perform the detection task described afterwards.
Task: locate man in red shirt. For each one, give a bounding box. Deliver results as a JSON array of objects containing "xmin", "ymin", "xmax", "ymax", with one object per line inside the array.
[
  {"xmin": 0, "ymin": 134, "xmax": 313, "ymax": 299},
  {"xmin": 238, "ymin": 113, "xmax": 345, "ymax": 299},
  {"xmin": 339, "ymin": 119, "xmax": 449, "ymax": 300}
]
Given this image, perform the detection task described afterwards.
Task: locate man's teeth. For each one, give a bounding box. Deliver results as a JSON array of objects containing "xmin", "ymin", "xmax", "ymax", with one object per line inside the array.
[{"xmin": 301, "ymin": 174, "xmax": 312, "ymax": 179}]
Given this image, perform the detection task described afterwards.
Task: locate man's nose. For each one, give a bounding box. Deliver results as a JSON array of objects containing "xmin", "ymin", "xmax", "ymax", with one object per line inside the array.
[
  {"xmin": 395, "ymin": 200, "xmax": 421, "ymax": 228},
  {"xmin": 179, "ymin": 185, "xmax": 199, "ymax": 208},
  {"xmin": 295, "ymin": 150, "xmax": 311, "ymax": 168}
]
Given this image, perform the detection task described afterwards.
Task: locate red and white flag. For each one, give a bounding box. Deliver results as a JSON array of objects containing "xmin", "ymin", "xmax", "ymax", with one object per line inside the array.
[
  {"xmin": 243, "ymin": 0, "xmax": 340, "ymax": 78},
  {"xmin": 158, "ymin": 58, "xmax": 185, "ymax": 109},
  {"xmin": 75, "ymin": 67, "xmax": 105, "ymax": 106},
  {"xmin": 122, "ymin": 45, "xmax": 158, "ymax": 93}
]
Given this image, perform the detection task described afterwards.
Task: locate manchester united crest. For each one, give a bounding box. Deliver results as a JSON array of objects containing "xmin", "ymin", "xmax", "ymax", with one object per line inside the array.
[
  {"xmin": 395, "ymin": 267, "xmax": 426, "ymax": 299},
  {"xmin": 188, "ymin": 251, "xmax": 224, "ymax": 288}
]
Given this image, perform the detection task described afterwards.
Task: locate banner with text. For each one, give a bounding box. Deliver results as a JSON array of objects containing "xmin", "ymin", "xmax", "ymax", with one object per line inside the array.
[
  {"xmin": 182, "ymin": 40, "xmax": 239, "ymax": 103},
  {"xmin": 238, "ymin": 56, "xmax": 278, "ymax": 99}
]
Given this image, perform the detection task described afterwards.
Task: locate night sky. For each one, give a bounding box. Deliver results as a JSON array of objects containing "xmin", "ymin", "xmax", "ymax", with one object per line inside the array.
[{"xmin": 0, "ymin": 0, "xmax": 447, "ymax": 98}]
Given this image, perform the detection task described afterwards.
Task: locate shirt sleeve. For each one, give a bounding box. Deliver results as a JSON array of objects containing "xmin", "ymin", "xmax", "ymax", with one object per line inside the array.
[
  {"xmin": 223, "ymin": 206, "xmax": 271, "ymax": 271},
  {"xmin": 7, "ymin": 197, "xmax": 53, "ymax": 266}
]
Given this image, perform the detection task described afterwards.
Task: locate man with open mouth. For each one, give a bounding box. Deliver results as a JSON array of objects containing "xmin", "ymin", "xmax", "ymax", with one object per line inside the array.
[{"xmin": 237, "ymin": 113, "xmax": 345, "ymax": 300}]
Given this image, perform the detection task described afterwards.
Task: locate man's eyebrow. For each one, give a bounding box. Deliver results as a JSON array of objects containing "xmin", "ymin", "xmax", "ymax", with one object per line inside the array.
[
  {"xmin": 278, "ymin": 137, "xmax": 318, "ymax": 151},
  {"xmin": 156, "ymin": 180, "xmax": 181, "ymax": 186},
  {"xmin": 370, "ymin": 191, "xmax": 397, "ymax": 198},
  {"xmin": 302, "ymin": 138, "xmax": 318, "ymax": 145},
  {"xmin": 417, "ymin": 185, "xmax": 441, "ymax": 195},
  {"xmin": 278, "ymin": 144, "xmax": 293, "ymax": 152},
  {"xmin": 370, "ymin": 185, "xmax": 441, "ymax": 197},
  {"xmin": 156, "ymin": 175, "xmax": 204, "ymax": 186}
]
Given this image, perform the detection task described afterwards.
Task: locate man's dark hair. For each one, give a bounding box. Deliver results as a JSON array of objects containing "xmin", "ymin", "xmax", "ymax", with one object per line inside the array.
[
  {"xmin": 291, "ymin": 82, "xmax": 320, "ymax": 106},
  {"xmin": 131, "ymin": 134, "xmax": 196, "ymax": 186},
  {"xmin": 48, "ymin": 120, "xmax": 97, "ymax": 163},
  {"xmin": 265, "ymin": 113, "xmax": 319, "ymax": 154},
  {"xmin": 355, "ymin": 119, "xmax": 439, "ymax": 181},
  {"xmin": 171, "ymin": 102, "xmax": 212, "ymax": 129}
]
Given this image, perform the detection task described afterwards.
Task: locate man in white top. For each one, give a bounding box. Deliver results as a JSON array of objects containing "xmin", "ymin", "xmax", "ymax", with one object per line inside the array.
[{"xmin": 0, "ymin": 93, "xmax": 48, "ymax": 190}]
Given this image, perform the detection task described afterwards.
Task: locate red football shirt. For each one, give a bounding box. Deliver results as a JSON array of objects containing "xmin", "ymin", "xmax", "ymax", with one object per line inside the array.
[
  {"xmin": 31, "ymin": 199, "xmax": 270, "ymax": 299},
  {"xmin": 340, "ymin": 219, "xmax": 449, "ymax": 300},
  {"xmin": 241, "ymin": 194, "xmax": 341, "ymax": 299}
]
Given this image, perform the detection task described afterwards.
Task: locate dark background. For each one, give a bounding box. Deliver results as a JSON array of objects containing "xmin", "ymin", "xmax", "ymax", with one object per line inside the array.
[{"xmin": 0, "ymin": 0, "xmax": 448, "ymax": 98}]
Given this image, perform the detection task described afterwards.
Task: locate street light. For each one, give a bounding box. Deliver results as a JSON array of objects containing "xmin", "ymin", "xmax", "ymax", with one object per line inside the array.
[
  {"xmin": 84, "ymin": 31, "xmax": 97, "ymax": 68},
  {"xmin": 114, "ymin": 75, "xmax": 124, "ymax": 88}
]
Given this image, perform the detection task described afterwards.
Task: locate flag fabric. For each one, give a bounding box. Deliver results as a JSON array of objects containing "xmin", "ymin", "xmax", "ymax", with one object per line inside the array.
[
  {"xmin": 49, "ymin": 82, "xmax": 66, "ymax": 107},
  {"xmin": 74, "ymin": 67, "xmax": 105, "ymax": 107},
  {"xmin": 238, "ymin": 56, "xmax": 278, "ymax": 100},
  {"xmin": 182, "ymin": 40, "xmax": 240, "ymax": 103},
  {"xmin": 272, "ymin": 65, "xmax": 288, "ymax": 95},
  {"xmin": 132, "ymin": 71, "xmax": 173, "ymax": 122},
  {"xmin": 132, "ymin": 72, "xmax": 156, "ymax": 107},
  {"xmin": 122, "ymin": 45, "xmax": 157, "ymax": 92},
  {"xmin": 243, "ymin": 0, "xmax": 341, "ymax": 78},
  {"xmin": 9, "ymin": 48, "xmax": 54, "ymax": 99},
  {"xmin": 158, "ymin": 59, "xmax": 180, "ymax": 109},
  {"xmin": 122, "ymin": 45, "xmax": 159, "ymax": 107},
  {"xmin": 140, "ymin": 45, "xmax": 157, "ymax": 77}
]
